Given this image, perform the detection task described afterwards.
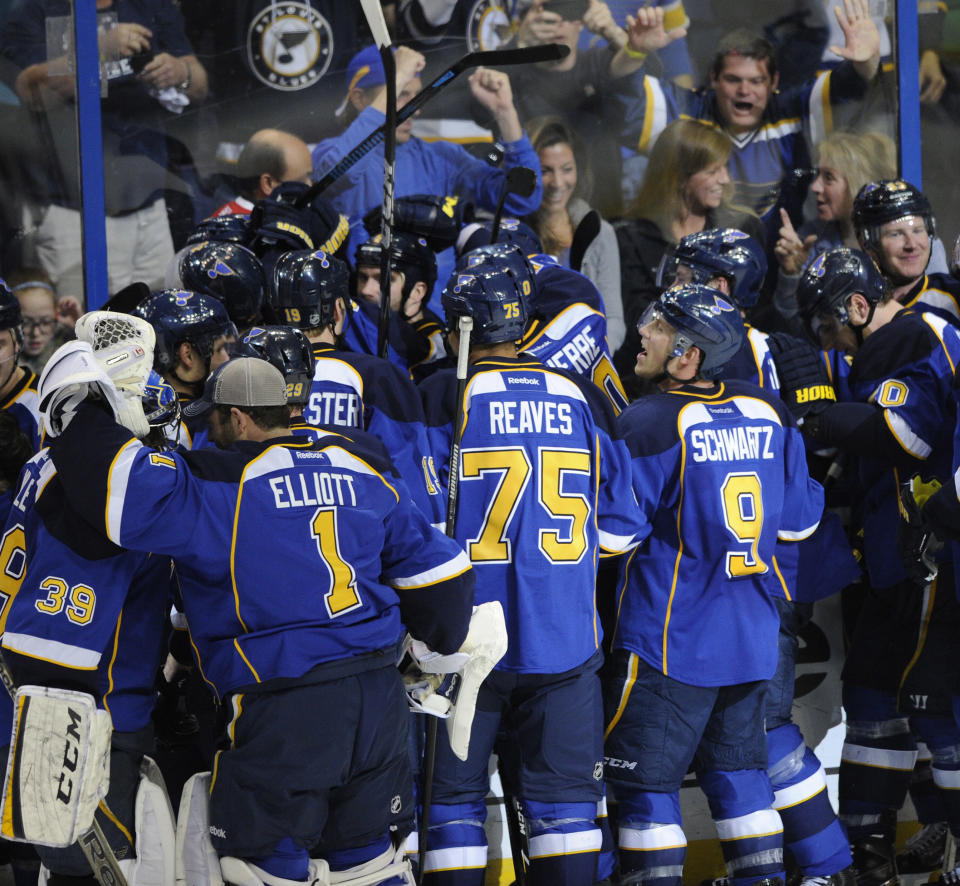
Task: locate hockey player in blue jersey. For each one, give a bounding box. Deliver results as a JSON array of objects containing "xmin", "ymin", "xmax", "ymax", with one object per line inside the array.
[
  {"xmin": 614, "ymin": 0, "xmax": 880, "ymax": 238},
  {"xmin": 133, "ymin": 288, "xmax": 237, "ymax": 450},
  {"xmin": 514, "ymin": 251, "xmax": 630, "ymax": 414},
  {"xmin": 659, "ymin": 232, "xmax": 857, "ymax": 886},
  {"xmin": 0, "ymin": 279, "xmax": 40, "ymax": 452},
  {"xmin": 853, "ymin": 179, "xmax": 960, "ymax": 323},
  {"xmin": 605, "ymin": 282, "xmax": 824, "ymax": 886},
  {"xmin": 788, "ymin": 247, "xmax": 960, "ymax": 886},
  {"xmin": 266, "ymin": 249, "xmax": 445, "ymax": 525},
  {"xmin": 418, "ymin": 245, "xmax": 644, "ymax": 884},
  {"xmin": 39, "ymin": 347, "xmax": 477, "ymax": 886},
  {"xmin": 355, "ymin": 233, "xmax": 450, "ymax": 382}
]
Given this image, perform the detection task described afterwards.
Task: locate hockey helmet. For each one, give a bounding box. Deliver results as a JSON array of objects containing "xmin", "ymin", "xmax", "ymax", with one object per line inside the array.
[
  {"xmin": 355, "ymin": 231, "xmax": 438, "ymax": 298},
  {"xmin": 639, "ymin": 282, "xmax": 745, "ymax": 379},
  {"xmin": 796, "ymin": 247, "xmax": 886, "ymax": 332},
  {"xmin": 853, "ymin": 179, "xmax": 935, "ymax": 253},
  {"xmin": 442, "ymin": 244, "xmax": 534, "ymax": 344},
  {"xmin": 455, "ymin": 217, "xmax": 543, "ymax": 258},
  {"xmin": 133, "ymin": 290, "xmax": 236, "ymax": 372},
  {"xmin": 237, "ymin": 325, "xmax": 314, "ymax": 405},
  {"xmin": 179, "ymin": 241, "xmax": 266, "ymax": 328},
  {"xmin": 267, "ymin": 250, "xmax": 350, "ymax": 330},
  {"xmin": 186, "ymin": 213, "xmax": 253, "ymax": 247}
]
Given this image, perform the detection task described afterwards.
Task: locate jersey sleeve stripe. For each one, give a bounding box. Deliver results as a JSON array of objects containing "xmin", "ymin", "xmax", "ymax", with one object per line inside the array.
[
  {"xmin": 105, "ymin": 439, "xmax": 141, "ymax": 544},
  {"xmin": 1, "ymin": 633, "xmax": 100, "ymax": 670},
  {"xmin": 638, "ymin": 76, "xmax": 668, "ymax": 153},
  {"xmin": 883, "ymin": 410, "xmax": 933, "ymax": 459},
  {"xmin": 808, "ymin": 70, "xmax": 833, "ymax": 144},
  {"xmin": 778, "ymin": 522, "xmax": 819, "ymax": 542},
  {"xmin": 598, "ymin": 529, "xmax": 640, "ymax": 554},
  {"xmin": 388, "ymin": 549, "xmax": 472, "ymax": 589}
]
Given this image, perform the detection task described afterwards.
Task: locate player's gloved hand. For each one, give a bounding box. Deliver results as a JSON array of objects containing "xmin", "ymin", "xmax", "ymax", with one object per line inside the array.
[
  {"xmin": 363, "ymin": 194, "xmax": 470, "ymax": 251},
  {"xmin": 249, "ymin": 198, "xmax": 316, "ymax": 253},
  {"xmin": 399, "ymin": 600, "xmax": 508, "ymax": 760},
  {"xmin": 766, "ymin": 332, "xmax": 836, "ymax": 423},
  {"xmin": 898, "ymin": 475, "xmax": 943, "ymax": 584}
]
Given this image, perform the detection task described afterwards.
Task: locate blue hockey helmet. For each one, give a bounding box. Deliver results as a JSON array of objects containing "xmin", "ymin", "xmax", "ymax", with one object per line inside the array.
[
  {"xmin": 179, "ymin": 241, "xmax": 266, "ymax": 328},
  {"xmin": 657, "ymin": 228, "xmax": 768, "ymax": 309},
  {"xmin": 639, "ymin": 282, "xmax": 745, "ymax": 379},
  {"xmin": 355, "ymin": 231, "xmax": 438, "ymax": 297},
  {"xmin": 853, "ymin": 179, "xmax": 935, "ymax": 253},
  {"xmin": 455, "ymin": 218, "xmax": 543, "ymax": 258},
  {"xmin": 237, "ymin": 325, "xmax": 315, "ymax": 405},
  {"xmin": 267, "ymin": 250, "xmax": 350, "ymax": 330},
  {"xmin": 133, "ymin": 290, "xmax": 236, "ymax": 373},
  {"xmin": 186, "ymin": 213, "xmax": 253, "ymax": 247},
  {"xmin": 442, "ymin": 244, "xmax": 534, "ymax": 344},
  {"xmin": 796, "ymin": 247, "xmax": 886, "ymax": 332}
]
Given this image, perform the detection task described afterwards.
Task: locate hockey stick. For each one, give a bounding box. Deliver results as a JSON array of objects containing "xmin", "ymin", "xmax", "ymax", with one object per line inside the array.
[
  {"xmin": 297, "ymin": 43, "xmax": 569, "ymax": 208},
  {"xmin": 416, "ymin": 315, "xmax": 474, "ymax": 885},
  {"xmin": 489, "ymin": 166, "xmax": 538, "ymax": 245},
  {"xmin": 569, "ymin": 209, "xmax": 601, "ymax": 273},
  {"xmin": 0, "ymin": 655, "xmax": 131, "ymax": 886},
  {"xmin": 356, "ymin": 0, "xmax": 397, "ymax": 360}
]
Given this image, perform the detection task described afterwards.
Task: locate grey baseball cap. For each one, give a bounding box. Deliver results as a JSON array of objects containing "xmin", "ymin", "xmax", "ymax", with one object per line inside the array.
[{"xmin": 182, "ymin": 357, "xmax": 288, "ymax": 418}]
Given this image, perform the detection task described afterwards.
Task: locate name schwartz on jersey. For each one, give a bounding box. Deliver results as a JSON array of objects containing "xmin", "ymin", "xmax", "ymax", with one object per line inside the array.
[{"xmin": 690, "ymin": 424, "xmax": 775, "ymax": 463}]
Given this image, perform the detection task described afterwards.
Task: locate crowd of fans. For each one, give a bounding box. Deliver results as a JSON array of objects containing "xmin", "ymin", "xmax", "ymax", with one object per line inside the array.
[{"xmin": 1, "ymin": 1, "xmax": 960, "ymax": 885}]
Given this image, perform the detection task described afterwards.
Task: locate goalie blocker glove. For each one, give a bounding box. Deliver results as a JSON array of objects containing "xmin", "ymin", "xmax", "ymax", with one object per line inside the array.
[{"xmin": 766, "ymin": 332, "xmax": 836, "ymax": 422}]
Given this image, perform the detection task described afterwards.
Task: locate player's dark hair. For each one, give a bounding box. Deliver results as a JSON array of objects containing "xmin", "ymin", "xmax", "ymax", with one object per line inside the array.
[
  {"xmin": 215, "ymin": 403, "xmax": 292, "ymax": 431},
  {"xmin": 711, "ymin": 29, "xmax": 778, "ymax": 81}
]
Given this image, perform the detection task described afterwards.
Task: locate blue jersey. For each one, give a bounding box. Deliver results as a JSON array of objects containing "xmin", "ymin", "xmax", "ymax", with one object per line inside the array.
[
  {"xmin": 616, "ymin": 62, "xmax": 866, "ymax": 225},
  {"xmin": 305, "ymin": 342, "xmax": 444, "ymax": 524},
  {"xmin": 341, "ymin": 297, "xmax": 413, "ymax": 376},
  {"xmin": 848, "ymin": 310, "xmax": 960, "ymax": 587},
  {"xmin": 49, "ymin": 405, "xmax": 474, "ymax": 700},
  {"xmin": 613, "ymin": 379, "xmax": 823, "ymax": 686},
  {"xmin": 520, "ymin": 258, "xmax": 628, "ymax": 414},
  {"xmin": 1, "ymin": 369, "xmax": 41, "ymax": 452},
  {"xmin": 0, "ymin": 450, "xmax": 172, "ymax": 733},
  {"xmin": 420, "ymin": 355, "xmax": 645, "ymax": 674},
  {"xmin": 722, "ymin": 326, "xmax": 780, "ymax": 391}
]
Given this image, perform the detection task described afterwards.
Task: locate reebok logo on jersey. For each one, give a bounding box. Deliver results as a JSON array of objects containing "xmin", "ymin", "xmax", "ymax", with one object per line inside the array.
[
  {"xmin": 505, "ymin": 376, "xmax": 541, "ymax": 385},
  {"xmin": 209, "ymin": 825, "xmax": 227, "ymax": 839}
]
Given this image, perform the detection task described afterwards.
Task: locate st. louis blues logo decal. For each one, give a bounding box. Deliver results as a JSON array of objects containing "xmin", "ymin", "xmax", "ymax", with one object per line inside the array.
[
  {"xmin": 247, "ymin": 2, "xmax": 333, "ymax": 92},
  {"xmin": 709, "ymin": 295, "xmax": 735, "ymax": 314},
  {"xmin": 207, "ymin": 260, "xmax": 234, "ymax": 280},
  {"xmin": 811, "ymin": 254, "xmax": 827, "ymax": 278},
  {"xmin": 453, "ymin": 275, "xmax": 475, "ymax": 293},
  {"xmin": 243, "ymin": 327, "xmax": 265, "ymax": 342},
  {"xmin": 173, "ymin": 291, "xmax": 193, "ymax": 307}
]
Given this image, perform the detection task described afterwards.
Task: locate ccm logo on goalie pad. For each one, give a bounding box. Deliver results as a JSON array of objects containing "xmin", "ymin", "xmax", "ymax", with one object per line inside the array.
[
  {"xmin": 56, "ymin": 705, "xmax": 84, "ymax": 804},
  {"xmin": 795, "ymin": 385, "xmax": 836, "ymax": 405}
]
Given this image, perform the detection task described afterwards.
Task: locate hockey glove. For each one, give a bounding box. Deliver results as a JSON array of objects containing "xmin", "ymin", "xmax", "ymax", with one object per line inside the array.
[
  {"xmin": 364, "ymin": 194, "xmax": 469, "ymax": 251},
  {"xmin": 75, "ymin": 310, "xmax": 155, "ymax": 394},
  {"xmin": 766, "ymin": 332, "xmax": 836, "ymax": 423},
  {"xmin": 399, "ymin": 600, "xmax": 508, "ymax": 760},
  {"xmin": 898, "ymin": 475, "xmax": 943, "ymax": 584}
]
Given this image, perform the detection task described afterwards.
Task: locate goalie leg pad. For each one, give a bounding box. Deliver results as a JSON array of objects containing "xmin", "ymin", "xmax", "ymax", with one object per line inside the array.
[
  {"xmin": 1, "ymin": 686, "xmax": 111, "ymax": 847},
  {"xmin": 175, "ymin": 772, "xmax": 224, "ymax": 886},
  {"xmin": 323, "ymin": 839, "xmax": 415, "ymax": 885},
  {"xmin": 119, "ymin": 756, "xmax": 175, "ymax": 886},
  {"xmin": 219, "ymin": 857, "xmax": 313, "ymax": 886}
]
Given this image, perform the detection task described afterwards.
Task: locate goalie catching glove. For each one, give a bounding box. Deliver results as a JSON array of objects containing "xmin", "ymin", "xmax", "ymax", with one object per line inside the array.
[
  {"xmin": 399, "ymin": 601, "xmax": 508, "ymax": 761},
  {"xmin": 766, "ymin": 332, "xmax": 836, "ymax": 423}
]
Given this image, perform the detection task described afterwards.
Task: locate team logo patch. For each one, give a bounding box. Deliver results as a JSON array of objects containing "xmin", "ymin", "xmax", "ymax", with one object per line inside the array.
[
  {"xmin": 207, "ymin": 260, "xmax": 234, "ymax": 280},
  {"xmin": 247, "ymin": 3, "xmax": 333, "ymax": 92},
  {"xmin": 311, "ymin": 250, "xmax": 331, "ymax": 268},
  {"xmin": 811, "ymin": 254, "xmax": 827, "ymax": 277},
  {"xmin": 710, "ymin": 295, "xmax": 736, "ymax": 314},
  {"xmin": 173, "ymin": 291, "xmax": 193, "ymax": 307},
  {"xmin": 243, "ymin": 327, "xmax": 265, "ymax": 342},
  {"xmin": 467, "ymin": 0, "xmax": 517, "ymax": 51},
  {"xmin": 453, "ymin": 274, "xmax": 475, "ymax": 293},
  {"xmin": 721, "ymin": 230, "xmax": 749, "ymax": 243}
]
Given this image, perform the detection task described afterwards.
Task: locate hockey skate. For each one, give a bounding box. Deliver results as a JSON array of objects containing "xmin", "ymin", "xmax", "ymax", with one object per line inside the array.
[
  {"xmin": 852, "ymin": 837, "xmax": 900, "ymax": 886},
  {"xmin": 799, "ymin": 865, "xmax": 858, "ymax": 886},
  {"xmin": 898, "ymin": 823, "xmax": 947, "ymax": 879}
]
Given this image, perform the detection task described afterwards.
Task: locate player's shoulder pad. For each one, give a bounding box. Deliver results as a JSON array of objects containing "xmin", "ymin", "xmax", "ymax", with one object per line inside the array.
[
  {"xmin": 852, "ymin": 310, "xmax": 944, "ymax": 387},
  {"xmin": 617, "ymin": 390, "xmax": 685, "ymax": 455},
  {"xmin": 306, "ymin": 424, "xmax": 399, "ymax": 480},
  {"xmin": 34, "ymin": 476, "xmax": 125, "ymax": 560}
]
